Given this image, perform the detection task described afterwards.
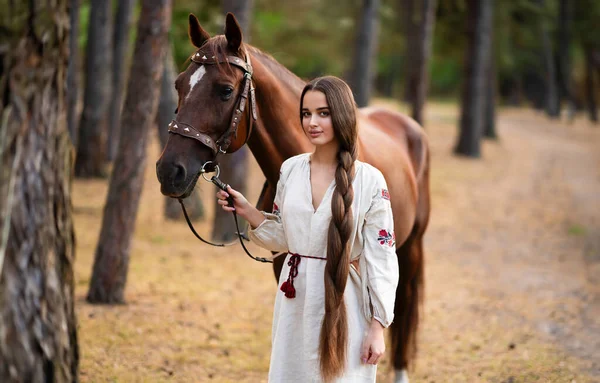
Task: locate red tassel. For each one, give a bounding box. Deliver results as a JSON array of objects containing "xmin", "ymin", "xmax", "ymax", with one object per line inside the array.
[
  {"xmin": 280, "ymin": 280, "xmax": 296, "ymax": 298},
  {"xmin": 280, "ymin": 253, "xmax": 301, "ymax": 299}
]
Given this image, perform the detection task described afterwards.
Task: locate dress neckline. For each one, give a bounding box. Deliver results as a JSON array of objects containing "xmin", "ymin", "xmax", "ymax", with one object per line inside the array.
[
  {"xmin": 306, "ymin": 154, "xmax": 336, "ymax": 214},
  {"xmin": 302, "ymin": 153, "xmax": 362, "ymax": 214}
]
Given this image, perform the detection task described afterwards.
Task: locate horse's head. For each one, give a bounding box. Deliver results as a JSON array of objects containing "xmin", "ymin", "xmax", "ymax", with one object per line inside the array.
[{"xmin": 156, "ymin": 13, "xmax": 255, "ymax": 198}]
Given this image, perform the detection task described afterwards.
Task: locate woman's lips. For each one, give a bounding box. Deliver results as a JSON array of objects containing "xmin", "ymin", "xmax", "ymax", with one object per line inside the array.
[{"xmin": 309, "ymin": 130, "xmax": 323, "ymax": 138}]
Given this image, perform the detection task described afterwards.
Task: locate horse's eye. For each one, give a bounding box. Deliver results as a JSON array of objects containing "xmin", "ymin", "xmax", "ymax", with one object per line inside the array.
[{"xmin": 220, "ymin": 86, "xmax": 234, "ymax": 101}]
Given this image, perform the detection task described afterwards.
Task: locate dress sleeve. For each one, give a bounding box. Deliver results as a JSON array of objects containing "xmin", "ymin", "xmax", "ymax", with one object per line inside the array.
[
  {"xmin": 359, "ymin": 172, "xmax": 399, "ymax": 328},
  {"xmin": 247, "ymin": 161, "xmax": 290, "ymax": 254}
]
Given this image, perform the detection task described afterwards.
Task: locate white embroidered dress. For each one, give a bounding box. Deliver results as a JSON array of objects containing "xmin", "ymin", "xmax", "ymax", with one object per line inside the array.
[{"xmin": 248, "ymin": 153, "xmax": 399, "ymax": 383}]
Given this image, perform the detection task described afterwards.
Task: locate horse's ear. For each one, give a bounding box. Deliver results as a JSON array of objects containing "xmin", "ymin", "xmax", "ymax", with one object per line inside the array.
[
  {"xmin": 188, "ymin": 14, "xmax": 210, "ymax": 48},
  {"xmin": 224, "ymin": 12, "xmax": 243, "ymax": 51}
]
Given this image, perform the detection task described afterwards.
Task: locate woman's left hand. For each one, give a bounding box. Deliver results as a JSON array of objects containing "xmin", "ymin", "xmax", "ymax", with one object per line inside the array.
[{"xmin": 360, "ymin": 319, "xmax": 386, "ymax": 365}]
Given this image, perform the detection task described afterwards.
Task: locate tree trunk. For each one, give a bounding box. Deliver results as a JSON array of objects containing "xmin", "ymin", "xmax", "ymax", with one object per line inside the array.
[
  {"xmin": 75, "ymin": 0, "xmax": 112, "ymax": 177},
  {"xmin": 410, "ymin": 0, "xmax": 437, "ymax": 125},
  {"xmin": 157, "ymin": 44, "xmax": 204, "ymax": 220},
  {"xmin": 212, "ymin": 149, "xmax": 249, "ymax": 241},
  {"xmin": 0, "ymin": 1, "xmax": 79, "ymax": 381},
  {"xmin": 484, "ymin": 53, "xmax": 497, "ymax": 139},
  {"xmin": 537, "ymin": 0, "xmax": 560, "ymax": 118},
  {"xmin": 212, "ymin": 0, "xmax": 255, "ymax": 241},
  {"xmin": 585, "ymin": 46, "xmax": 598, "ymax": 123},
  {"xmin": 67, "ymin": 0, "xmax": 80, "ymax": 144},
  {"xmin": 223, "ymin": 0, "xmax": 255, "ymax": 37},
  {"xmin": 107, "ymin": 0, "xmax": 136, "ymax": 162},
  {"xmin": 454, "ymin": 0, "xmax": 494, "ymax": 158},
  {"xmin": 402, "ymin": 0, "xmax": 417, "ymax": 104},
  {"xmin": 558, "ymin": 0, "xmax": 575, "ymax": 121},
  {"xmin": 87, "ymin": 0, "xmax": 172, "ymax": 303},
  {"xmin": 350, "ymin": 0, "xmax": 381, "ymax": 107}
]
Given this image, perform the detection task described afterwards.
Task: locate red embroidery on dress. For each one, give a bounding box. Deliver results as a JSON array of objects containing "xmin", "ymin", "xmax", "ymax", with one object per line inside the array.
[
  {"xmin": 273, "ymin": 202, "xmax": 280, "ymax": 215},
  {"xmin": 381, "ymin": 189, "xmax": 390, "ymax": 200},
  {"xmin": 378, "ymin": 229, "xmax": 395, "ymax": 247}
]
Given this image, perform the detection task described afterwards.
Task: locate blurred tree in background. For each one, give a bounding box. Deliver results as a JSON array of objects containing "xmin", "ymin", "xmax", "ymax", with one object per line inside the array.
[
  {"xmin": 403, "ymin": 0, "xmax": 438, "ymax": 125},
  {"xmin": 87, "ymin": 0, "xmax": 172, "ymax": 303},
  {"xmin": 349, "ymin": 0, "xmax": 381, "ymax": 107},
  {"xmin": 107, "ymin": 0, "xmax": 136, "ymax": 162},
  {"xmin": 75, "ymin": 0, "xmax": 112, "ymax": 177},
  {"xmin": 455, "ymin": 0, "xmax": 494, "ymax": 158}
]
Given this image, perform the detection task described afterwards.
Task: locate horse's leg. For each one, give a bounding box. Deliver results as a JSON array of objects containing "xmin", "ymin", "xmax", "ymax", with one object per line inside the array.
[
  {"xmin": 272, "ymin": 253, "xmax": 285, "ymax": 282},
  {"xmin": 390, "ymin": 157, "xmax": 430, "ymax": 383},
  {"xmin": 254, "ymin": 180, "xmax": 285, "ymax": 282},
  {"xmin": 389, "ymin": 227, "xmax": 423, "ymax": 382}
]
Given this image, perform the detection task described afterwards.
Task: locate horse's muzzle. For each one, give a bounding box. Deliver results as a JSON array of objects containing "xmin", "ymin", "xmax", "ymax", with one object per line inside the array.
[{"xmin": 156, "ymin": 159, "xmax": 191, "ymax": 198}]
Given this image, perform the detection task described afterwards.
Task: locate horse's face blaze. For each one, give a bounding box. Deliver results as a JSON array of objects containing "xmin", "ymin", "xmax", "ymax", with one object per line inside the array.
[{"xmin": 156, "ymin": 37, "xmax": 246, "ymax": 198}]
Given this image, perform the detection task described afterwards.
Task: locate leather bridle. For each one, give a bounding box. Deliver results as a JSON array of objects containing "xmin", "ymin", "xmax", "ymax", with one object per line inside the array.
[
  {"xmin": 167, "ymin": 47, "xmax": 272, "ymax": 264},
  {"xmin": 167, "ymin": 48, "xmax": 257, "ymax": 162}
]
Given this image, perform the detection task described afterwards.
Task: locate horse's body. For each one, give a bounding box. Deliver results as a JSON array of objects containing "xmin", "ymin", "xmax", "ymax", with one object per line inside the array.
[{"xmin": 156, "ymin": 14, "xmax": 430, "ymax": 381}]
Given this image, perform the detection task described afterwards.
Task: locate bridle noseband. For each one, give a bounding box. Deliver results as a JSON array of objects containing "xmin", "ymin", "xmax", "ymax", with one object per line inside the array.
[{"xmin": 167, "ymin": 47, "xmax": 271, "ymax": 264}]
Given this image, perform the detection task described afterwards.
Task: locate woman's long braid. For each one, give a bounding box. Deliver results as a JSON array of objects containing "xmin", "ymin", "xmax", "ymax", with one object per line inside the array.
[
  {"xmin": 300, "ymin": 76, "xmax": 359, "ymax": 381},
  {"xmin": 319, "ymin": 145, "xmax": 357, "ymax": 382}
]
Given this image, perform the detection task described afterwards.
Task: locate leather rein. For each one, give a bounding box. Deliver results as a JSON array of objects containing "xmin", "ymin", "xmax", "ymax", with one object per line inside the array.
[{"xmin": 167, "ymin": 48, "xmax": 272, "ymax": 264}]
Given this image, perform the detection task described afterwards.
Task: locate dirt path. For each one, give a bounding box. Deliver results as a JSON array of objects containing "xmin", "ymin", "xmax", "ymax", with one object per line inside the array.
[
  {"xmin": 416, "ymin": 107, "xmax": 599, "ymax": 381},
  {"xmin": 73, "ymin": 105, "xmax": 599, "ymax": 382}
]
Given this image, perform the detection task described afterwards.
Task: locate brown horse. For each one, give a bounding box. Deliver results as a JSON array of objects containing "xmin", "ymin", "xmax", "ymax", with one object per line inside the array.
[{"xmin": 155, "ymin": 13, "xmax": 430, "ymax": 382}]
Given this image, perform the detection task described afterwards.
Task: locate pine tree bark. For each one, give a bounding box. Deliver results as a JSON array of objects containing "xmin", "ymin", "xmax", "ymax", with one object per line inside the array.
[
  {"xmin": 484, "ymin": 54, "xmax": 497, "ymax": 139},
  {"xmin": 455, "ymin": 0, "xmax": 494, "ymax": 157},
  {"xmin": 107, "ymin": 0, "xmax": 136, "ymax": 162},
  {"xmin": 402, "ymin": 0, "xmax": 417, "ymax": 104},
  {"xmin": 212, "ymin": 0, "xmax": 255, "ymax": 241},
  {"xmin": 350, "ymin": 0, "xmax": 381, "ymax": 107},
  {"xmin": 75, "ymin": 0, "xmax": 112, "ymax": 177},
  {"xmin": 585, "ymin": 46, "xmax": 598, "ymax": 123},
  {"xmin": 410, "ymin": 0, "xmax": 437, "ymax": 125},
  {"xmin": 537, "ymin": 0, "xmax": 560, "ymax": 117},
  {"xmin": 0, "ymin": 1, "xmax": 79, "ymax": 381},
  {"xmin": 87, "ymin": 0, "xmax": 172, "ymax": 303},
  {"xmin": 67, "ymin": 0, "xmax": 81, "ymax": 144},
  {"xmin": 558, "ymin": 0, "xmax": 575, "ymax": 121},
  {"xmin": 157, "ymin": 44, "xmax": 204, "ymax": 220}
]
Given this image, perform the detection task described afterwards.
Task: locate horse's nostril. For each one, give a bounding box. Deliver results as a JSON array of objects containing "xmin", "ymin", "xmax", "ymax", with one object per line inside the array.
[{"xmin": 173, "ymin": 163, "xmax": 186, "ymax": 185}]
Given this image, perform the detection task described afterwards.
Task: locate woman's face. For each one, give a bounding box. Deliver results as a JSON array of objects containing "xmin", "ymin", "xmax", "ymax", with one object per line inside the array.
[{"xmin": 301, "ymin": 90, "xmax": 336, "ymax": 147}]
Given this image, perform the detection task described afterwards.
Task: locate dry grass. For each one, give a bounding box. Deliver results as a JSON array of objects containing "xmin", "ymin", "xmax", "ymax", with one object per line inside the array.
[{"xmin": 74, "ymin": 103, "xmax": 600, "ymax": 382}]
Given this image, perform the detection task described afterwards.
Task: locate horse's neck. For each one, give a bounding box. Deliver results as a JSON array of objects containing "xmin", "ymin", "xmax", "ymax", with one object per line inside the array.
[{"xmin": 247, "ymin": 51, "xmax": 312, "ymax": 183}]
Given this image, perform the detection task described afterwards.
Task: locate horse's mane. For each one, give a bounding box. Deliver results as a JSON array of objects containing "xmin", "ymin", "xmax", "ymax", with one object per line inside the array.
[
  {"xmin": 246, "ymin": 46, "xmax": 306, "ymax": 93},
  {"xmin": 196, "ymin": 36, "xmax": 306, "ymax": 95}
]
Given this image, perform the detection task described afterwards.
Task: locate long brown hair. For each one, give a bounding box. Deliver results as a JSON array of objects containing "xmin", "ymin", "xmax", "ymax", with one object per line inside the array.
[{"xmin": 300, "ymin": 76, "xmax": 358, "ymax": 381}]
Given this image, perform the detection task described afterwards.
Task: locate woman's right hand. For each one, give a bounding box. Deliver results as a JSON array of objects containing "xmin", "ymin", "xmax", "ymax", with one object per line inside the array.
[
  {"xmin": 216, "ymin": 186, "xmax": 267, "ymax": 229},
  {"xmin": 216, "ymin": 186, "xmax": 250, "ymax": 214}
]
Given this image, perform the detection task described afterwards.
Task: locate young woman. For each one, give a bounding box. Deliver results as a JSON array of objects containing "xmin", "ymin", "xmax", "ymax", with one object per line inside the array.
[{"xmin": 216, "ymin": 76, "xmax": 399, "ymax": 382}]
